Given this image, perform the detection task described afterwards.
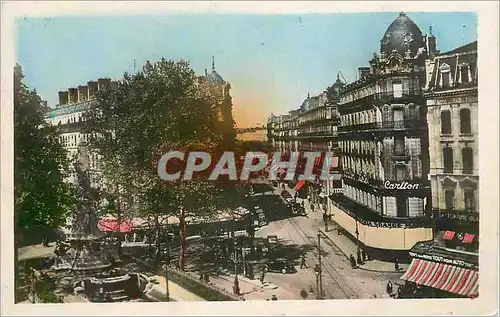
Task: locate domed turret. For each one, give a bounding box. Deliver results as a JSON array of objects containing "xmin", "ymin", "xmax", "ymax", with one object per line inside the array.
[
  {"xmin": 380, "ymin": 12, "xmax": 425, "ymax": 58},
  {"xmin": 207, "ymin": 56, "xmax": 225, "ymax": 84}
]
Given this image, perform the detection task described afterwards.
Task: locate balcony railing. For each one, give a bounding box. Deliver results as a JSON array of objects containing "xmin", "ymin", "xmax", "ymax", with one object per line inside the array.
[
  {"xmin": 298, "ymin": 117, "xmax": 339, "ymax": 127},
  {"xmin": 340, "ymin": 90, "xmax": 423, "ymax": 107},
  {"xmin": 297, "ymin": 131, "xmax": 338, "ymax": 138},
  {"xmin": 338, "ymin": 119, "xmax": 426, "ymax": 133}
]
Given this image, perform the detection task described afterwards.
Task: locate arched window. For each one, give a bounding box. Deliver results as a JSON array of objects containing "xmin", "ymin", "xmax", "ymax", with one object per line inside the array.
[
  {"xmin": 460, "ymin": 108, "xmax": 471, "ymax": 134},
  {"xmin": 441, "ymin": 110, "xmax": 452, "ymax": 134},
  {"xmin": 460, "ymin": 64, "xmax": 470, "ymax": 83}
]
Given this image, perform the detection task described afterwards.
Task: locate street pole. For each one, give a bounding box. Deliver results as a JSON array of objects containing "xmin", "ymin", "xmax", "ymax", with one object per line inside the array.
[
  {"xmin": 317, "ymin": 230, "xmax": 323, "ymax": 300},
  {"xmin": 165, "ymin": 218, "xmax": 170, "ymax": 302}
]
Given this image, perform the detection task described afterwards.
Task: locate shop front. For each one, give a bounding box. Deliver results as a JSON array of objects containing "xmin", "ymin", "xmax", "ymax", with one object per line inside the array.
[{"xmin": 400, "ymin": 242, "xmax": 479, "ymax": 298}]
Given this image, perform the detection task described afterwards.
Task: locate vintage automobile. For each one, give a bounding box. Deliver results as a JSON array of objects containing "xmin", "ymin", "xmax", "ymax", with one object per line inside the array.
[{"xmin": 264, "ymin": 258, "xmax": 296, "ymax": 274}]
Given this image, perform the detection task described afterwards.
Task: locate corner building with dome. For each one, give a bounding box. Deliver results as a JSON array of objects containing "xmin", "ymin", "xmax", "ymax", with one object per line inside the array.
[{"xmin": 332, "ymin": 12, "xmax": 437, "ymax": 260}]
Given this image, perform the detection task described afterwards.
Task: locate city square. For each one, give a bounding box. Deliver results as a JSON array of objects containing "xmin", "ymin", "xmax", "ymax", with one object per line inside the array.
[{"xmin": 6, "ymin": 5, "xmax": 489, "ymax": 310}]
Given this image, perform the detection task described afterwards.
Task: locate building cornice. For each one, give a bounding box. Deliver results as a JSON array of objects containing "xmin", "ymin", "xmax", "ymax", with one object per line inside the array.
[{"xmin": 424, "ymin": 86, "xmax": 478, "ymax": 98}]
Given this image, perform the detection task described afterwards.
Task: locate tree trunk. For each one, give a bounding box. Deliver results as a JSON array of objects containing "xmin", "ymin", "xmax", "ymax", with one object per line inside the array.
[
  {"xmin": 178, "ymin": 207, "xmax": 186, "ymax": 271},
  {"xmin": 116, "ymin": 192, "xmax": 123, "ymax": 257},
  {"xmin": 155, "ymin": 216, "xmax": 161, "ymax": 264}
]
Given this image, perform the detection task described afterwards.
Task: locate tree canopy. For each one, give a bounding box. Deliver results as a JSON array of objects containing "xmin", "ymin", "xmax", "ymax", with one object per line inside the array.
[{"xmin": 14, "ymin": 64, "xmax": 77, "ymax": 234}]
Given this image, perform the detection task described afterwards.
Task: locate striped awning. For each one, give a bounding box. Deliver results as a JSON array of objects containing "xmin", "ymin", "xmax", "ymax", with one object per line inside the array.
[
  {"xmin": 401, "ymin": 259, "xmax": 479, "ymax": 297},
  {"xmin": 294, "ymin": 180, "xmax": 306, "ymax": 191},
  {"xmin": 462, "ymin": 233, "xmax": 475, "ymax": 244},
  {"xmin": 442, "ymin": 231, "xmax": 455, "ymax": 240}
]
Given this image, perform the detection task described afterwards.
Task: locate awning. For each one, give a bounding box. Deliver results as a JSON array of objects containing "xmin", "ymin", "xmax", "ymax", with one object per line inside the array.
[
  {"xmin": 294, "ymin": 180, "xmax": 306, "ymax": 191},
  {"xmin": 97, "ymin": 217, "xmax": 132, "ymax": 233},
  {"xmin": 462, "ymin": 233, "xmax": 475, "ymax": 244},
  {"xmin": 442, "ymin": 231, "xmax": 455, "ymax": 240},
  {"xmin": 401, "ymin": 259, "xmax": 479, "ymax": 297}
]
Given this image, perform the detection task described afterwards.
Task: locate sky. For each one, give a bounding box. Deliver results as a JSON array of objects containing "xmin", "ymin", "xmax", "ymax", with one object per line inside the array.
[{"xmin": 16, "ymin": 12, "xmax": 477, "ymax": 128}]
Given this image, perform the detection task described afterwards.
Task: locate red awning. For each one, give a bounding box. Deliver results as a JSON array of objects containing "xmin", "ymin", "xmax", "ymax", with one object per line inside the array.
[
  {"xmin": 462, "ymin": 233, "xmax": 475, "ymax": 244},
  {"xmin": 97, "ymin": 217, "xmax": 132, "ymax": 233},
  {"xmin": 401, "ymin": 259, "xmax": 479, "ymax": 297},
  {"xmin": 294, "ymin": 180, "xmax": 306, "ymax": 191},
  {"xmin": 442, "ymin": 231, "xmax": 455, "ymax": 240}
]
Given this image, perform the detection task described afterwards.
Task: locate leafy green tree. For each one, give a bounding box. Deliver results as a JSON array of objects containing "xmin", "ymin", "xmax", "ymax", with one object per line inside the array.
[
  {"xmin": 14, "ymin": 64, "xmax": 77, "ymax": 241},
  {"xmin": 84, "ymin": 59, "xmax": 236, "ymax": 270}
]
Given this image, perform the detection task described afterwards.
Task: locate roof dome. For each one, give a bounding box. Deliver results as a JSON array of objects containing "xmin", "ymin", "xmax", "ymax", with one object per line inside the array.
[
  {"xmin": 206, "ymin": 56, "xmax": 225, "ymax": 84},
  {"xmin": 380, "ymin": 12, "xmax": 425, "ymax": 57},
  {"xmin": 207, "ymin": 70, "xmax": 225, "ymax": 84}
]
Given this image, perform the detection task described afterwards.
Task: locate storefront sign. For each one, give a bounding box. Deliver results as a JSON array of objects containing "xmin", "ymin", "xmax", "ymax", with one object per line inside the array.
[
  {"xmin": 439, "ymin": 211, "xmax": 479, "ymax": 223},
  {"xmin": 384, "ymin": 181, "xmax": 420, "ymax": 190},
  {"xmin": 408, "ymin": 252, "xmax": 477, "ymax": 269}
]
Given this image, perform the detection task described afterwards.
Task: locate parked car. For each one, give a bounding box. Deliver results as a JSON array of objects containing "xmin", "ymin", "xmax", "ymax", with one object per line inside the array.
[{"xmin": 264, "ymin": 258, "xmax": 296, "ymax": 274}]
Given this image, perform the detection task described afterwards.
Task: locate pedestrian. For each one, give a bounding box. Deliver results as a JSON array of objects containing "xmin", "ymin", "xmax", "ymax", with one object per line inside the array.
[
  {"xmin": 260, "ymin": 266, "xmax": 266, "ymax": 285},
  {"xmin": 397, "ymin": 286, "xmax": 402, "ymax": 299},
  {"xmin": 386, "ymin": 281, "xmax": 393, "ymax": 297},
  {"xmin": 271, "ymin": 294, "xmax": 278, "ymax": 301},
  {"xmin": 362, "ymin": 250, "xmax": 369, "ymax": 262},
  {"xmin": 394, "ymin": 258, "xmax": 400, "ymax": 272},
  {"xmin": 322, "ymin": 212, "xmax": 329, "ymax": 231},
  {"xmin": 300, "ymin": 254, "xmax": 308, "ymax": 269},
  {"xmin": 349, "ymin": 254, "xmax": 357, "ymax": 268},
  {"xmin": 356, "ymin": 249, "xmax": 363, "ymax": 265}
]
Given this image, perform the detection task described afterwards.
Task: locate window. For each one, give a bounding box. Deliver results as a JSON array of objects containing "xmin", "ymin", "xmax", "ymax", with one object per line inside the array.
[
  {"xmin": 393, "ymin": 108, "xmax": 404, "ymax": 128},
  {"xmin": 394, "ymin": 137, "xmax": 405, "ymax": 156},
  {"xmin": 460, "ymin": 108, "xmax": 471, "ymax": 134},
  {"xmin": 445, "ymin": 189, "xmax": 455, "ymax": 210},
  {"xmin": 441, "ymin": 110, "xmax": 452, "ymax": 134},
  {"xmin": 464, "ymin": 189, "xmax": 475, "ymax": 211},
  {"xmin": 395, "ymin": 165, "xmax": 406, "ymax": 181},
  {"xmin": 396, "ymin": 196, "xmax": 408, "ymax": 217},
  {"xmin": 462, "ymin": 147, "xmax": 473, "ymax": 174},
  {"xmin": 441, "ymin": 71, "xmax": 450, "ymax": 87},
  {"xmin": 393, "ymin": 80, "xmax": 403, "ymax": 98},
  {"xmin": 443, "ymin": 147, "xmax": 454, "ymax": 173},
  {"xmin": 460, "ymin": 66, "xmax": 469, "ymax": 83}
]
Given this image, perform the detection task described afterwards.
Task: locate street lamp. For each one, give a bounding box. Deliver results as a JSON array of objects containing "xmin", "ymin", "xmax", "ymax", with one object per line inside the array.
[{"xmin": 316, "ymin": 230, "xmax": 323, "ymax": 300}]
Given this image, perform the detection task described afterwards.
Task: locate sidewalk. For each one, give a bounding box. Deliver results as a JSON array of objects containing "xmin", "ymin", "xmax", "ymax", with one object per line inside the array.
[
  {"xmin": 146, "ymin": 275, "xmax": 206, "ymax": 301},
  {"xmin": 273, "ymin": 182, "xmax": 409, "ymax": 274},
  {"xmin": 209, "ymin": 273, "xmax": 297, "ymax": 300}
]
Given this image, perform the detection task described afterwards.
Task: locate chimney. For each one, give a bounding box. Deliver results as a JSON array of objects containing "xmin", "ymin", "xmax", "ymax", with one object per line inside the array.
[
  {"xmin": 427, "ymin": 26, "xmax": 437, "ymax": 56},
  {"xmin": 97, "ymin": 78, "xmax": 111, "ymax": 90},
  {"xmin": 358, "ymin": 67, "xmax": 371, "ymax": 80},
  {"xmin": 88, "ymin": 81, "xmax": 98, "ymax": 99},
  {"xmin": 68, "ymin": 88, "xmax": 78, "ymax": 104},
  {"xmin": 78, "ymin": 85, "xmax": 89, "ymax": 102},
  {"xmin": 58, "ymin": 91, "xmax": 69, "ymax": 106}
]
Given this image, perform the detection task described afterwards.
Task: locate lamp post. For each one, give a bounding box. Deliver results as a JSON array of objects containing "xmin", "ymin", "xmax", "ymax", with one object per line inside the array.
[
  {"xmin": 165, "ymin": 218, "xmax": 170, "ymax": 302},
  {"xmin": 317, "ymin": 230, "xmax": 323, "ymax": 300}
]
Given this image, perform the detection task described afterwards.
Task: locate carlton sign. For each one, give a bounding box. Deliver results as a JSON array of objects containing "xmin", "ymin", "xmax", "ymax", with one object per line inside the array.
[{"xmin": 384, "ymin": 181, "xmax": 420, "ymax": 190}]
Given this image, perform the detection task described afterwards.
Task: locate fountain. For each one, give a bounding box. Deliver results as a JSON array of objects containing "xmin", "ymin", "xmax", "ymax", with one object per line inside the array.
[{"xmin": 50, "ymin": 145, "xmax": 152, "ymax": 302}]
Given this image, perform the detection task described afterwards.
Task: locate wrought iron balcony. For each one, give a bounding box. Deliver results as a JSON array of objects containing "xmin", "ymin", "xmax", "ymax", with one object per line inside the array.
[
  {"xmin": 297, "ymin": 131, "xmax": 338, "ymax": 138},
  {"xmin": 338, "ymin": 119, "xmax": 426, "ymax": 133},
  {"xmin": 339, "ymin": 89, "xmax": 423, "ymax": 107}
]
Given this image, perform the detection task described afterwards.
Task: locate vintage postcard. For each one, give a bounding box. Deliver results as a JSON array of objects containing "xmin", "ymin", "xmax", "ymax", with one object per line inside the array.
[{"xmin": 1, "ymin": 1, "xmax": 498, "ymax": 316}]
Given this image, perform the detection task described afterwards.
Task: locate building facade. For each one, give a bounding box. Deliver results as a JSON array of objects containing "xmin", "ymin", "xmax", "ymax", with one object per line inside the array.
[
  {"xmin": 331, "ymin": 12, "xmax": 435, "ymax": 259},
  {"xmin": 398, "ymin": 41, "xmax": 479, "ymax": 299},
  {"xmin": 46, "ymin": 59, "xmax": 234, "ymax": 188}
]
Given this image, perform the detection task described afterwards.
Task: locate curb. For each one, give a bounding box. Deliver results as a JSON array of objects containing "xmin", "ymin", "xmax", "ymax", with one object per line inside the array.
[{"xmin": 318, "ymin": 229, "xmax": 404, "ymax": 274}]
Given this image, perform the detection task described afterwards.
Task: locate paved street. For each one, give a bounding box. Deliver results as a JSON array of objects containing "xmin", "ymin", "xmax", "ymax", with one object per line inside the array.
[{"xmin": 245, "ymin": 180, "xmax": 403, "ymax": 300}]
